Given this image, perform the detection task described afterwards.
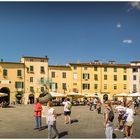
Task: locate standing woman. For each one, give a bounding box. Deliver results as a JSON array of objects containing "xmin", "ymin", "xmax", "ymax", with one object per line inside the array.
[
  {"xmin": 125, "ymin": 100, "xmax": 134, "ymax": 138},
  {"xmin": 47, "ymin": 101, "xmax": 59, "ymax": 139},
  {"xmin": 34, "ymin": 98, "xmax": 42, "ymax": 129}
]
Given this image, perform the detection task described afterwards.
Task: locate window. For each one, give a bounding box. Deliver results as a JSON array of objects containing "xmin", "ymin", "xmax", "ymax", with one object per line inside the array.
[
  {"xmin": 83, "ymin": 73, "xmax": 89, "ymax": 80},
  {"xmin": 94, "ymin": 74, "xmax": 98, "ymax": 80},
  {"xmin": 124, "ymin": 68, "xmax": 127, "ymax": 73},
  {"xmin": 133, "ymin": 84, "xmax": 137, "ymax": 92},
  {"xmin": 132, "ymin": 68, "xmax": 138, "ymax": 73},
  {"xmin": 104, "ymin": 67, "xmax": 107, "ymax": 72},
  {"xmin": 114, "ymin": 85, "xmax": 117, "ymax": 90},
  {"xmin": 30, "ymin": 77, "xmax": 33, "ymax": 82},
  {"xmin": 104, "ymin": 75, "xmax": 107, "ymax": 80},
  {"xmin": 123, "ymin": 75, "xmax": 127, "ymax": 80},
  {"xmin": 83, "ymin": 84, "xmax": 90, "ymax": 90},
  {"xmin": 62, "ymin": 83, "xmax": 67, "ymax": 90},
  {"xmin": 3, "ymin": 69, "xmax": 7, "ymax": 76},
  {"xmin": 51, "ymin": 72, "xmax": 55, "ymax": 78},
  {"xmin": 84, "ymin": 66, "xmax": 87, "ymax": 70},
  {"xmin": 114, "ymin": 75, "xmax": 117, "ymax": 81},
  {"xmin": 94, "ymin": 66, "xmax": 98, "ymax": 71},
  {"xmin": 94, "ymin": 84, "xmax": 98, "ymax": 90},
  {"xmin": 133, "ymin": 75, "xmax": 137, "ymax": 80},
  {"xmin": 40, "ymin": 77, "xmax": 44, "ymax": 84},
  {"xmin": 15, "ymin": 82, "xmax": 24, "ymax": 89},
  {"xmin": 104, "ymin": 84, "xmax": 107, "ymax": 90},
  {"xmin": 123, "ymin": 84, "xmax": 127, "ymax": 90},
  {"xmin": 41, "ymin": 87, "xmax": 45, "ymax": 92},
  {"xmin": 51, "ymin": 83, "xmax": 57, "ymax": 91},
  {"xmin": 73, "ymin": 73, "xmax": 77, "ymax": 79},
  {"xmin": 40, "ymin": 66, "xmax": 45, "ymax": 73},
  {"xmin": 30, "ymin": 86, "xmax": 34, "ymax": 92},
  {"xmin": 30, "ymin": 66, "xmax": 34, "ymax": 72},
  {"xmin": 17, "ymin": 70, "xmax": 22, "ymax": 76},
  {"xmin": 114, "ymin": 67, "xmax": 117, "ymax": 72},
  {"xmin": 74, "ymin": 66, "xmax": 77, "ymax": 70},
  {"xmin": 62, "ymin": 72, "xmax": 66, "ymax": 78}
]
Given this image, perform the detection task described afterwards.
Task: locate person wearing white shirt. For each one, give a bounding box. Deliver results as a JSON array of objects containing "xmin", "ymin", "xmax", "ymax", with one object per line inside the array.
[
  {"xmin": 114, "ymin": 101, "xmax": 126, "ymax": 131},
  {"xmin": 125, "ymin": 100, "xmax": 134, "ymax": 138},
  {"xmin": 62, "ymin": 98, "xmax": 72, "ymax": 124},
  {"xmin": 47, "ymin": 101, "xmax": 59, "ymax": 139}
]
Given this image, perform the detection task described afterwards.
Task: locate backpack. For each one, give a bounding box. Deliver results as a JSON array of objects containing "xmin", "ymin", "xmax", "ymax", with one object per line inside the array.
[
  {"xmin": 67, "ymin": 102, "xmax": 72, "ymax": 110},
  {"xmin": 108, "ymin": 109, "xmax": 114, "ymax": 122}
]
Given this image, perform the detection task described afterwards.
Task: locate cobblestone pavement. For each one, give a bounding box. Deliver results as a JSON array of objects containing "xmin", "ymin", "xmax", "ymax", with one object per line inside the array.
[{"xmin": 0, "ymin": 104, "xmax": 140, "ymax": 138}]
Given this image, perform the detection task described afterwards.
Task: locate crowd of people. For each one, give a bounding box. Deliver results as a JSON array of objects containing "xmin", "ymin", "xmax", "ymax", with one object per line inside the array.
[
  {"xmin": 33, "ymin": 93, "xmax": 139, "ymax": 139},
  {"xmin": 104, "ymin": 98, "xmax": 139, "ymax": 139}
]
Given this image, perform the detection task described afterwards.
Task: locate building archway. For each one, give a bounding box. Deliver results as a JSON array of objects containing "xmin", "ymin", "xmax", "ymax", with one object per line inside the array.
[
  {"xmin": 29, "ymin": 94, "xmax": 35, "ymax": 104},
  {"xmin": 103, "ymin": 94, "xmax": 108, "ymax": 101},
  {"xmin": 0, "ymin": 87, "xmax": 10, "ymax": 105}
]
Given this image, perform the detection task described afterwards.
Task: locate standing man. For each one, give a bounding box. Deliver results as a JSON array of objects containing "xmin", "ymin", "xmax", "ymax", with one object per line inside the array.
[
  {"xmin": 34, "ymin": 98, "xmax": 42, "ymax": 130},
  {"xmin": 62, "ymin": 98, "xmax": 72, "ymax": 124},
  {"xmin": 104, "ymin": 101, "xmax": 114, "ymax": 138}
]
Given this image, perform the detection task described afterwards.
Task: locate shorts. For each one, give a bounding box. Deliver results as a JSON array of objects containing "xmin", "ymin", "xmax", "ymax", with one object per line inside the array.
[
  {"xmin": 126, "ymin": 121, "xmax": 134, "ymax": 127},
  {"xmin": 118, "ymin": 114, "xmax": 123, "ymax": 120},
  {"xmin": 64, "ymin": 111, "xmax": 71, "ymax": 116}
]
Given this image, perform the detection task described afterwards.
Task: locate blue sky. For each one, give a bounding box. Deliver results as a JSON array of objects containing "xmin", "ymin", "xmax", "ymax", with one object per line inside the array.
[{"xmin": 0, "ymin": 2, "xmax": 140, "ymax": 65}]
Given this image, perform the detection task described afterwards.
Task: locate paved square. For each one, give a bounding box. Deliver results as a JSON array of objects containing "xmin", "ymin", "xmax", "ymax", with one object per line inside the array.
[{"xmin": 0, "ymin": 105, "xmax": 140, "ymax": 138}]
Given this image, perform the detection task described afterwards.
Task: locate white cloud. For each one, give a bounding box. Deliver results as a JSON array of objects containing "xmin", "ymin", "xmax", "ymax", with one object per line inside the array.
[
  {"xmin": 122, "ymin": 39, "xmax": 133, "ymax": 44},
  {"xmin": 128, "ymin": 2, "xmax": 140, "ymax": 11},
  {"xmin": 116, "ymin": 23, "xmax": 121, "ymax": 28}
]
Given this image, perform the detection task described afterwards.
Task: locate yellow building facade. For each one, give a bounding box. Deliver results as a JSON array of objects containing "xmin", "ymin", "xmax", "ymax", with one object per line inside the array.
[
  {"xmin": 69, "ymin": 62, "xmax": 130, "ymax": 100},
  {"xmin": 0, "ymin": 62, "xmax": 25, "ymax": 104},
  {"xmin": 20, "ymin": 56, "xmax": 49, "ymax": 104},
  {"xmin": 48, "ymin": 65, "xmax": 72, "ymax": 94},
  {"xmin": 0, "ymin": 56, "xmax": 132, "ymax": 104}
]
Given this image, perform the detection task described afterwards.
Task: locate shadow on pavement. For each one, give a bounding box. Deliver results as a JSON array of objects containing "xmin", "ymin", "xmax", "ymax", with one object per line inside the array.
[
  {"xmin": 2, "ymin": 105, "xmax": 16, "ymax": 108},
  {"xmin": 39, "ymin": 125, "xmax": 48, "ymax": 131},
  {"xmin": 59, "ymin": 131, "xmax": 68, "ymax": 138},
  {"xmin": 71, "ymin": 119, "xmax": 79, "ymax": 124},
  {"xmin": 113, "ymin": 133, "xmax": 117, "ymax": 139},
  {"xmin": 57, "ymin": 113, "xmax": 62, "ymax": 117}
]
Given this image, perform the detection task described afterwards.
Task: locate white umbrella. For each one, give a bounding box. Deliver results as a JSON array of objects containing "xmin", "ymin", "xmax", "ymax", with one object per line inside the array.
[
  {"xmin": 114, "ymin": 93, "xmax": 128, "ymax": 97},
  {"xmin": 67, "ymin": 92, "xmax": 85, "ymax": 97},
  {"xmin": 0, "ymin": 92, "xmax": 8, "ymax": 97},
  {"xmin": 85, "ymin": 93, "xmax": 98, "ymax": 98},
  {"xmin": 50, "ymin": 92, "xmax": 66, "ymax": 98},
  {"xmin": 127, "ymin": 93, "xmax": 140, "ymax": 97}
]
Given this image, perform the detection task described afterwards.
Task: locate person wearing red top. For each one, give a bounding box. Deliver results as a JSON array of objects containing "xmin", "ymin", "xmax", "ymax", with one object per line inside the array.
[{"xmin": 34, "ymin": 98, "xmax": 42, "ymax": 130}]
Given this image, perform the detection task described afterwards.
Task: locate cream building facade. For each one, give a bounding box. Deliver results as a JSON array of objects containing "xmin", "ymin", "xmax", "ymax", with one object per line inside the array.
[{"xmin": 130, "ymin": 61, "xmax": 140, "ymax": 93}]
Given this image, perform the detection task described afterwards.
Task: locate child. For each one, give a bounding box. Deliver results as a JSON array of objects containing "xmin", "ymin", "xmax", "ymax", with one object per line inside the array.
[{"xmin": 47, "ymin": 101, "xmax": 59, "ymax": 139}]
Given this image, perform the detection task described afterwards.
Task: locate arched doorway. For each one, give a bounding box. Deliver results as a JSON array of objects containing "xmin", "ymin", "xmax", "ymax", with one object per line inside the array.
[
  {"xmin": 103, "ymin": 94, "xmax": 108, "ymax": 101},
  {"xmin": 29, "ymin": 94, "xmax": 35, "ymax": 104},
  {"xmin": 0, "ymin": 87, "xmax": 10, "ymax": 105}
]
